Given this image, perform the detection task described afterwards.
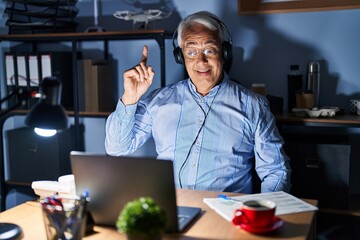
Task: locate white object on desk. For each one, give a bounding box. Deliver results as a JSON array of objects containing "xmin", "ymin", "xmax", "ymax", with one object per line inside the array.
[
  {"xmin": 31, "ymin": 174, "xmax": 76, "ymax": 198},
  {"xmin": 292, "ymin": 107, "xmax": 339, "ymax": 118}
]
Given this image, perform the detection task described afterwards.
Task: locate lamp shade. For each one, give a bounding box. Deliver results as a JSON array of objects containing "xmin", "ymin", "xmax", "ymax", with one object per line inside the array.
[{"xmin": 25, "ymin": 76, "xmax": 69, "ymax": 131}]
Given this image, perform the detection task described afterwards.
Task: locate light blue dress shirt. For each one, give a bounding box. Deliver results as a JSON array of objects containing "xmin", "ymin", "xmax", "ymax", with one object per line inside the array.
[{"xmin": 105, "ymin": 74, "xmax": 291, "ymax": 193}]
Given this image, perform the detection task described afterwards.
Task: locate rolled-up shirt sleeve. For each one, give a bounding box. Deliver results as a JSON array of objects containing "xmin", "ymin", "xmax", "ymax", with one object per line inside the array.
[
  {"xmin": 253, "ymin": 98, "xmax": 292, "ymax": 193},
  {"xmin": 105, "ymin": 99, "xmax": 150, "ymax": 156}
]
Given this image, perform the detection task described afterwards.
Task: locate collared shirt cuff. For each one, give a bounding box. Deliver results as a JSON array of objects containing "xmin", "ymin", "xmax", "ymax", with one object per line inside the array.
[{"xmin": 115, "ymin": 99, "xmax": 137, "ymax": 121}]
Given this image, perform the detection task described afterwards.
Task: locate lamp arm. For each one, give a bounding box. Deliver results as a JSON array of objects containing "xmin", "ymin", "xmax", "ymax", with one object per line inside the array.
[
  {"xmin": 0, "ymin": 102, "xmax": 22, "ymax": 119},
  {"xmin": 0, "ymin": 88, "xmax": 20, "ymax": 105},
  {"xmin": 0, "ymin": 87, "xmax": 30, "ymax": 118}
]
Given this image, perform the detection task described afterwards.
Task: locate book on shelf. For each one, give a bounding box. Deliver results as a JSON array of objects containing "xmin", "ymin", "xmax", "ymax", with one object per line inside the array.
[
  {"xmin": 3, "ymin": 51, "xmax": 76, "ymax": 110},
  {"xmin": 4, "ymin": 52, "xmax": 40, "ymax": 109},
  {"xmin": 77, "ymin": 59, "xmax": 116, "ymax": 112}
]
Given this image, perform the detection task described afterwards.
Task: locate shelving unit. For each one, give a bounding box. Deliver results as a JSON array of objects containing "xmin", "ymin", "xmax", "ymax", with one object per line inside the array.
[
  {"xmin": 0, "ymin": 30, "xmax": 171, "ymax": 87},
  {"xmin": 0, "ymin": 29, "xmax": 172, "ymax": 210},
  {"xmin": 0, "ymin": 29, "xmax": 171, "ymax": 138}
]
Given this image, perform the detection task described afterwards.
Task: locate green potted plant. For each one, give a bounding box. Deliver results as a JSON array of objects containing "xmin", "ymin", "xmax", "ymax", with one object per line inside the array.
[{"xmin": 116, "ymin": 197, "xmax": 167, "ymax": 240}]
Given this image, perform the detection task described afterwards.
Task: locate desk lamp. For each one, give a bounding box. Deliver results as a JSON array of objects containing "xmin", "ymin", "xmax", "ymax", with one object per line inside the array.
[
  {"xmin": 25, "ymin": 76, "xmax": 69, "ymax": 137},
  {"xmin": 0, "ymin": 77, "xmax": 69, "ymax": 239}
]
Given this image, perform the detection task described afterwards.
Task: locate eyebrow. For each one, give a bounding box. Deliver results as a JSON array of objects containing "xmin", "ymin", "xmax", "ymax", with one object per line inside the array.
[{"xmin": 184, "ymin": 40, "xmax": 218, "ymax": 48}]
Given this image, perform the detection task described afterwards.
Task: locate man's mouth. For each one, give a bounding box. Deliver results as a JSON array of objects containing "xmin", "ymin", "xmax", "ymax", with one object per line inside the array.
[{"xmin": 196, "ymin": 69, "xmax": 211, "ymax": 75}]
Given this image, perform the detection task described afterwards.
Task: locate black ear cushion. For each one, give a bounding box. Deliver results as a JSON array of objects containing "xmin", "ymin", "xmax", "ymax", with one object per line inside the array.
[
  {"xmin": 222, "ymin": 41, "xmax": 232, "ymax": 63},
  {"xmin": 173, "ymin": 46, "xmax": 184, "ymax": 64},
  {"xmin": 222, "ymin": 41, "xmax": 233, "ymax": 73}
]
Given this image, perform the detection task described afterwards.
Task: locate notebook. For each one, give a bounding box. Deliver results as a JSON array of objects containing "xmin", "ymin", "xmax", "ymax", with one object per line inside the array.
[{"xmin": 70, "ymin": 151, "xmax": 201, "ymax": 233}]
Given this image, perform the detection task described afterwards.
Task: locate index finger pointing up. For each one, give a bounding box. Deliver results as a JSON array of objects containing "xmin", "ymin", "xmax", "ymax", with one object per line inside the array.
[{"xmin": 140, "ymin": 45, "xmax": 148, "ymax": 65}]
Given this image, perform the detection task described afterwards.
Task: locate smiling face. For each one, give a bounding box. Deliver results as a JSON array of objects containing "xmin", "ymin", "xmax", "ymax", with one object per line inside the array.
[{"xmin": 181, "ymin": 23, "xmax": 224, "ymax": 96}]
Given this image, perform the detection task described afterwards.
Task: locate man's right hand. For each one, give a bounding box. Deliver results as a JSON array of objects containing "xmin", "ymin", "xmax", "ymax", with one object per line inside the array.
[{"xmin": 121, "ymin": 45, "xmax": 155, "ymax": 105}]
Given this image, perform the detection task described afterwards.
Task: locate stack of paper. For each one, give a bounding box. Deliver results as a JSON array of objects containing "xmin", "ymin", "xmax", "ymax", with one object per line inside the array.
[
  {"xmin": 31, "ymin": 174, "xmax": 76, "ymax": 199},
  {"xmin": 203, "ymin": 191, "xmax": 318, "ymax": 222}
]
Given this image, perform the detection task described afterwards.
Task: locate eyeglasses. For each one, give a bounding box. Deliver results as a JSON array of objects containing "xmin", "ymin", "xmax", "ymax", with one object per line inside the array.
[{"xmin": 182, "ymin": 47, "xmax": 219, "ymax": 59}]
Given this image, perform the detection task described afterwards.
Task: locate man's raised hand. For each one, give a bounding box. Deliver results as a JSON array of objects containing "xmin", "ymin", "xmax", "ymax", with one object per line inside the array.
[{"xmin": 122, "ymin": 45, "xmax": 155, "ymax": 105}]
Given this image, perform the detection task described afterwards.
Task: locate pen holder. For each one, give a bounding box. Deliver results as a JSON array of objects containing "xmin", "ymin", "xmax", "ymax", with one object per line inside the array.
[{"xmin": 41, "ymin": 196, "xmax": 89, "ymax": 240}]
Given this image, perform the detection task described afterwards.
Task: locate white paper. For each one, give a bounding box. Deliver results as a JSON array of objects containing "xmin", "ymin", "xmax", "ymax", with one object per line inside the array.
[
  {"xmin": 5, "ymin": 54, "xmax": 15, "ymax": 86},
  {"xmin": 28, "ymin": 54, "xmax": 40, "ymax": 86},
  {"xmin": 204, "ymin": 191, "xmax": 318, "ymax": 222},
  {"xmin": 41, "ymin": 54, "xmax": 52, "ymax": 79},
  {"xmin": 16, "ymin": 55, "xmax": 27, "ymax": 86}
]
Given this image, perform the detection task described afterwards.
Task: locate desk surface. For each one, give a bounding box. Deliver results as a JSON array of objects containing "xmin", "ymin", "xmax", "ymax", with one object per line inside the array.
[{"xmin": 0, "ymin": 189, "xmax": 317, "ymax": 240}]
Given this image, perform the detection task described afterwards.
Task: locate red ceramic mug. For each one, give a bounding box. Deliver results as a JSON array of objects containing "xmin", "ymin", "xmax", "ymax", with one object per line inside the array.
[{"xmin": 232, "ymin": 199, "xmax": 276, "ymax": 228}]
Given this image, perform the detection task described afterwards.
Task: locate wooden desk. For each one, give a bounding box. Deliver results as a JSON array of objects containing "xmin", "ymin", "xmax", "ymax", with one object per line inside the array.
[{"xmin": 0, "ymin": 189, "xmax": 317, "ymax": 240}]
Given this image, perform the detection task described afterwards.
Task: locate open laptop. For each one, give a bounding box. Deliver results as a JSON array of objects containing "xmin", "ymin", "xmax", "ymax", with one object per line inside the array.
[{"xmin": 70, "ymin": 151, "xmax": 201, "ymax": 233}]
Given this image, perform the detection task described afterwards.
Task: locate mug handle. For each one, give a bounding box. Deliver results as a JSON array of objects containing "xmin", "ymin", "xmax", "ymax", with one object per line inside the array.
[
  {"xmin": 233, "ymin": 209, "xmax": 251, "ymax": 225},
  {"xmin": 234, "ymin": 209, "xmax": 243, "ymax": 217}
]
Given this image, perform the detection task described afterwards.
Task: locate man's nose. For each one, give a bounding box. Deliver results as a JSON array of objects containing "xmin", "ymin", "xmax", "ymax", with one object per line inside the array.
[{"xmin": 197, "ymin": 51, "xmax": 208, "ymax": 62}]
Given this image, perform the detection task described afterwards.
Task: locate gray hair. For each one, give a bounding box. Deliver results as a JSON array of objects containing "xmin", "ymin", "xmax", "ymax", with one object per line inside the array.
[{"xmin": 177, "ymin": 11, "xmax": 225, "ymax": 48}]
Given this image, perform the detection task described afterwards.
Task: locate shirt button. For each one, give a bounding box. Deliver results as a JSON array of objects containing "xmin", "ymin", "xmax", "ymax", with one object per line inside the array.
[
  {"xmin": 192, "ymin": 164, "xmax": 196, "ymax": 167},
  {"xmin": 196, "ymin": 141, "xmax": 201, "ymax": 146},
  {"xmin": 198, "ymin": 119, "xmax": 203, "ymax": 124},
  {"xmin": 188, "ymin": 186, "xmax": 192, "ymax": 190}
]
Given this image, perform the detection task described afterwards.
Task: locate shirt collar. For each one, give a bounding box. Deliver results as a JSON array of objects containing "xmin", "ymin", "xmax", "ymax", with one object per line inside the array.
[{"xmin": 187, "ymin": 73, "xmax": 229, "ymax": 99}]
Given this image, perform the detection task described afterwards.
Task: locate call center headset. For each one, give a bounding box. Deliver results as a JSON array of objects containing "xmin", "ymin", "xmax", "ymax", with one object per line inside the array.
[{"xmin": 172, "ymin": 14, "xmax": 233, "ymax": 73}]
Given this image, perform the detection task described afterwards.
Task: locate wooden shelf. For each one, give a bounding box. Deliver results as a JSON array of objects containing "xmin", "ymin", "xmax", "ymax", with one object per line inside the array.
[
  {"xmin": 238, "ymin": 0, "xmax": 360, "ymax": 14},
  {"xmin": 276, "ymin": 112, "xmax": 360, "ymax": 128},
  {"xmin": 0, "ymin": 29, "xmax": 171, "ymax": 42},
  {"xmin": 6, "ymin": 109, "xmax": 111, "ymax": 118}
]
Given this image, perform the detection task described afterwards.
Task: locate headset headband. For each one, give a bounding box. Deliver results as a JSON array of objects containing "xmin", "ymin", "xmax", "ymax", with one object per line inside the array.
[{"xmin": 172, "ymin": 16, "xmax": 232, "ymax": 50}]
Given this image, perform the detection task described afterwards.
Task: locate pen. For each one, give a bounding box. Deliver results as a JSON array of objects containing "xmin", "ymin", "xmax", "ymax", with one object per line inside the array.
[
  {"xmin": 217, "ymin": 194, "xmax": 243, "ymax": 203},
  {"xmin": 77, "ymin": 191, "xmax": 90, "ymax": 219}
]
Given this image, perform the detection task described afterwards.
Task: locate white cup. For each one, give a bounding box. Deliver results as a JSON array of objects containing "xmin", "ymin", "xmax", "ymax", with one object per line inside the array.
[
  {"xmin": 351, "ymin": 99, "xmax": 360, "ymax": 115},
  {"xmin": 356, "ymin": 101, "xmax": 360, "ymax": 116},
  {"xmin": 350, "ymin": 99, "xmax": 359, "ymax": 114}
]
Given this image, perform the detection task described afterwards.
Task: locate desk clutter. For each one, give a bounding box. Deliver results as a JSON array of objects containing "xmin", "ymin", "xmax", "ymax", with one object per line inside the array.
[
  {"xmin": 350, "ymin": 99, "xmax": 360, "ymax": 115},
  {"xmin": 31, "ymin": 174, "xmax": 77, "ymax": 199},
  {"xmin": 32, "ymin": 175, "xmax": 93, "ymax": 239},
  {"xmin": 204, "ymin": 191, "xmax": 318, "ymax": 234},
  {"xmin": 292, "ymin": 107, "xmax": 340, "ymax": 118},
  {"xmin": 3, "ymin": 0, "xmax": 79, "ymax": 34},
  {"xmin": 287, "ymin": 62, "xmax": 320, "ymax": 111},
  {"xmin": 41, "ymin": 194, "xmax": 89, "ymax": 240}
]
